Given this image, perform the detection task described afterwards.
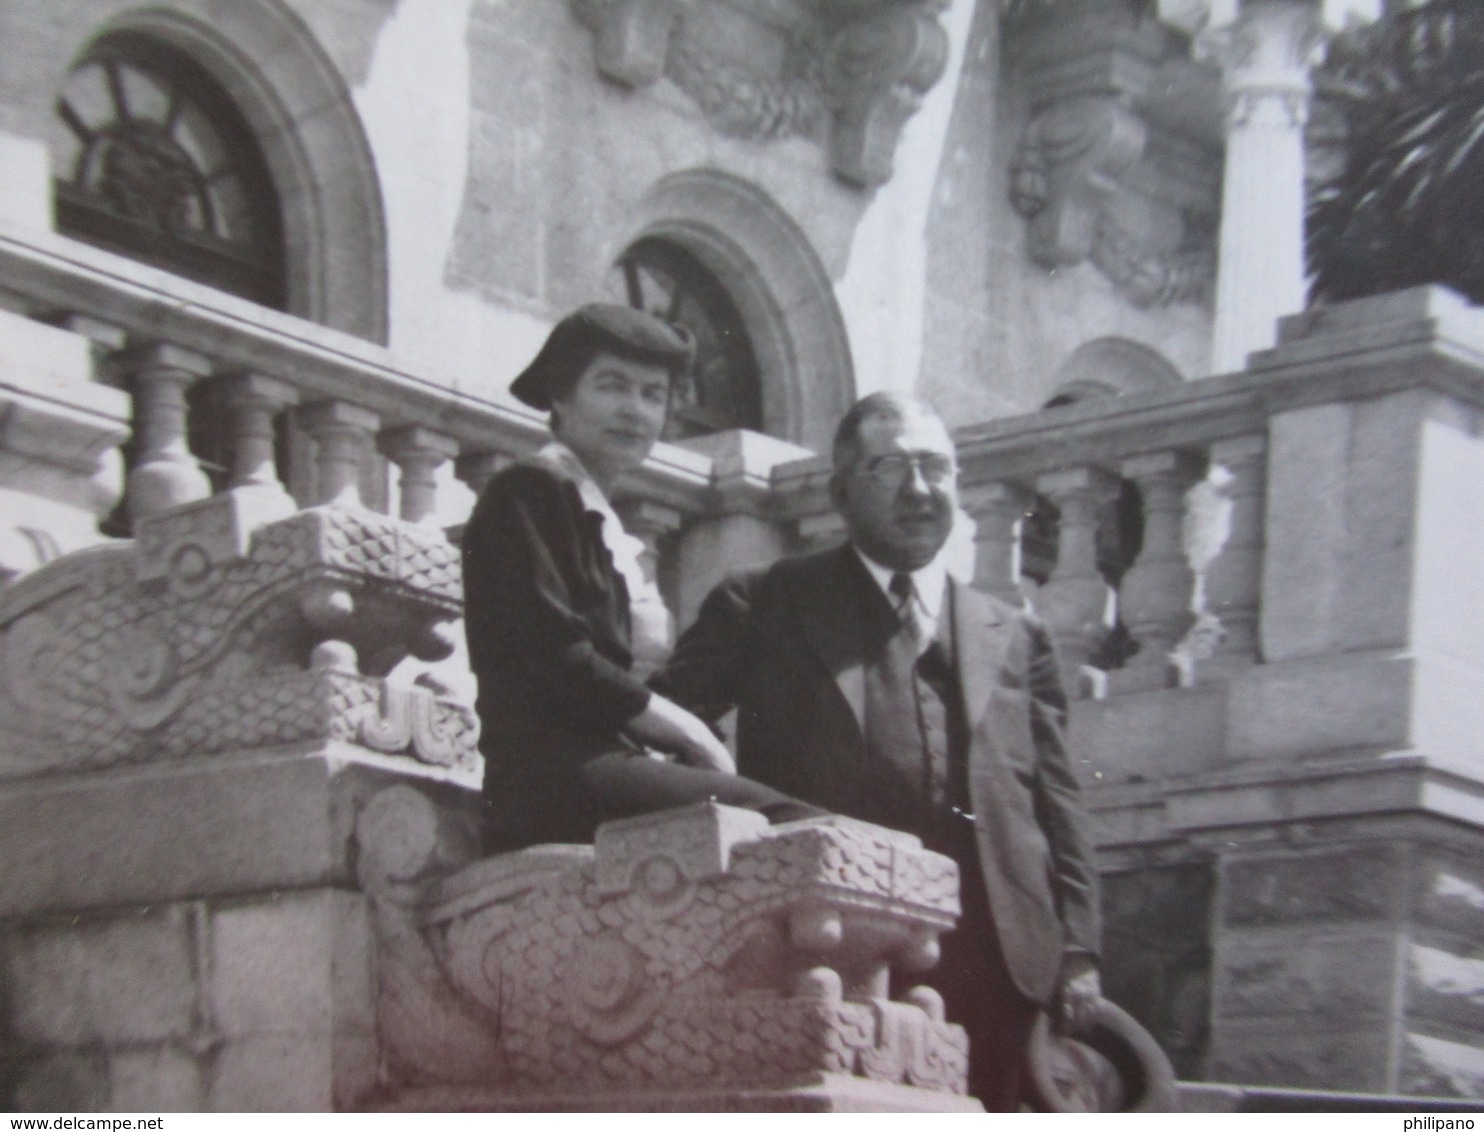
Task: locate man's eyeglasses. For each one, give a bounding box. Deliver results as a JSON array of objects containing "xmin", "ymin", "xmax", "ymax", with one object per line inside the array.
[{"xmin": 855, "ymin": 453, "xmax": 956, "ymax": 487}]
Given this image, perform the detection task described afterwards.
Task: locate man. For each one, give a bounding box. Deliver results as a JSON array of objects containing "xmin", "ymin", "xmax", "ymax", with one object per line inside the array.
[{"xmin": 651, "ymin": 393, "xmax": 1102, "ymax": 1109}]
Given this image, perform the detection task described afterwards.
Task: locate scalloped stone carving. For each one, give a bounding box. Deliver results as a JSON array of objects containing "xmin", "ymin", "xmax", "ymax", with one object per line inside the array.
[
  {"xmin": 357, "ymin": 794, "xmax": 976, "ymax": 1110},
  {"xmin": 0, "ymin": 492, "xmax": 474, "ymax": 778}
]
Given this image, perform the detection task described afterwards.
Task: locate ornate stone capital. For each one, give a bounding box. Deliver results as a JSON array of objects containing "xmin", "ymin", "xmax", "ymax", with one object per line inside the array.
[
  {"xmin": 568, "ymin": 0, "xmax": 951, "ymax": 189},
  {"xmin": 1194, "ymin": 1, "xmax": 1326, "ymax": 129}
]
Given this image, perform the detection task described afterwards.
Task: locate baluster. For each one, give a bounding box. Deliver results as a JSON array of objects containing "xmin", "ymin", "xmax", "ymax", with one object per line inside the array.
[
  {"xmin": 1199, "ymin": 434, "xmax": 1267, "ymax": 679},
  {"xmin": 962, "ymin": 480, "xmax": 1033, "ymax": 604},
  {"xmin": 120, "ymin": 343, "xmax": 214, "ymax": 522},
  {"xmin": 454, "ymin": 451, "xmax": 511, "ymax": 499},
  {"xmin": 613, "ymin": 499, "xmax": 683, "ymax": 586},
  {"xmin": 222, "ymin": 374, "xmax": 297, "ymax": 495},
  {"xmin": 1108, "ymin": 451, "xmax": 1205, "ymax": 693},
  {"xmin": 797, "ymin": 512, "xmax": 846, "ymax": 556},
  {"xmin": 379, "ymin": 426, "xmax": 459, "ymax": 525},
  {"xmin": 1035, "ymin": 466, "xmax": 1120, "ymax": 697},
  {"xmin": 296, "ymin": 401, "xmax": 380, "ymax": 508}
]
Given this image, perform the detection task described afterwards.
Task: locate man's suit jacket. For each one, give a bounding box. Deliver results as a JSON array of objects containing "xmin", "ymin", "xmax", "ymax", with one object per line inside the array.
[{"xmin": 652, "ymin": 544, "xmax": 1100, "ymax": 1006}]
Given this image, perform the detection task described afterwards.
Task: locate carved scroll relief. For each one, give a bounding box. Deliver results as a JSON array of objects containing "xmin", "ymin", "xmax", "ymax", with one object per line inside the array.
[
  {"xmin": 569, "ymin": 0, "xmax": 951, "ymax": 188},
  {"xmin": 357, "ymin": 796, "xmax": 974, "ymax": 1103}
]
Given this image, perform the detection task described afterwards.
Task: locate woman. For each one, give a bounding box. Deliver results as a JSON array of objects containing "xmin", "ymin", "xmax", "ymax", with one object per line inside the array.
[{"xmin": 463, "ymin": 302, "xmax": 818, "ymax": 851}]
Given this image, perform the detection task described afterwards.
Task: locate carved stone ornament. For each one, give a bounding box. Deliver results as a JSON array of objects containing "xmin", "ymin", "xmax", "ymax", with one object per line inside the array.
[
  {"xmin": 1010, "ymin": 95, "xmax": 1214, "ymax": 308},
  {"xmin": 1003, "ymin": 0, "xmax": 1222, "ymax": 308},
  {"xmin": 568, "ymin": 0, "xmax": 950, "ymax": 188},
  {"xmin": 357, "ymin": 794, "xmax": 978, "ymax": 1109},
  {"xmin": 822, "ymin": 3, "xmax": 950, "ymax": 187},
  {"xmin": 0, "ymin": 490, "xmax": 476, "ymax": 778}
]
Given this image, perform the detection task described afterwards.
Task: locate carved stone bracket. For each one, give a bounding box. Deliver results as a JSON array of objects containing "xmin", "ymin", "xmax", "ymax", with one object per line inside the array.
[
  {"xmin": 358, "ymin": 797, "xmax": 978, "ymax": 1109},
  {"xmin": 586, "ymin": 0, "xmax": 691, "ymax": 87},
  {"xmin": 568, "ymin": 0, "xmax": 951, "ymax": 188},
  {"xmin": 1011, "ymin": 96, "xmax": 1148, "ymax": 269},
  {"xmin": 0, "ymin": 495, "xmax": 474, "ymax": 778},
  {"xmin": 1006, "ymin": 1, "xmax": 1221, "ymax": 307},
  {"xmin": 822, "ymin": 3, "xmax": 951, "ymax": 187}
]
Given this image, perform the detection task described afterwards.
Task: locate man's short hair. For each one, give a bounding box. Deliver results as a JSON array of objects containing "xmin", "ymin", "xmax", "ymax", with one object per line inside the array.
[{"xmin": 831, "ymin": 392, "xmax": 950, "ymax": 474}]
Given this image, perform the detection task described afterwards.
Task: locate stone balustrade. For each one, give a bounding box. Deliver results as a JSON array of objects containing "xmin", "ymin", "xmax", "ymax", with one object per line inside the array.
[
  {"xmin": 767, "ymin": 373, "xmax": 1268, "ymax": 702},
  {"xmin": 0, "ymin": 220, "xmax": 716, "ymax": 559},
  {"xmin": 10, "ymin": 208, "xmax": 1484, "ymax": 1105}
]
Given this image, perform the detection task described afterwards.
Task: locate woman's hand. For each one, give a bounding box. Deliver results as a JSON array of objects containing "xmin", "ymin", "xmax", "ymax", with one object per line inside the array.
[{"xmin": 626, "ymin": 694, "xmax": 737, "ymax": 774}]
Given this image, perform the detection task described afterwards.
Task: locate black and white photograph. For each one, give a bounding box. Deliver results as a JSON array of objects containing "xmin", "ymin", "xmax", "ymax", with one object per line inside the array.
[{"xmin": 1, "ymin": 0, "xmax": 1482, "ymax": 1117}]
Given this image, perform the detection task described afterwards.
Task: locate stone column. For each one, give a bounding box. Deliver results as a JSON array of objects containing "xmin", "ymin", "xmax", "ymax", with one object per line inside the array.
[
  {"xmin": 297, "ymin": 401, "xmax": 381, "ymax": 509},
  {"xmin": 1207, "ymin": 0, "xmax": 1320, "ymax": 372},
  {"xmin": 1035, "ymin": 465, "xmax": 1120, "ymax": 695},
  {"xmin": 219, "ymin": 373, "xmax": 299, "ymax": 529},
  {"xmin": 961, "ymin": 480, "xmax": 1032, "ymax": 604},
  {"xmin": 1109, "ymin": 451, "xmax": 1205, "ymax": 693},
  {"xmin": 121, "ymin": 344, "xmax": 214, "ymax": 522},
  {"xmin": 379, "ymin": 426, "xmax": 459, "ymax": 526}
]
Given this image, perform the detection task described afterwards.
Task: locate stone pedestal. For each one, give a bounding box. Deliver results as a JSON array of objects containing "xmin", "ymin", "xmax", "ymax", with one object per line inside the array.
[
  {"xmin": 1080, "ymin": 288, "xmax": 1484, "ymax": 1100},
  {"xmin": 1206, "ymin": 819, "xmax": 1484, "ymax": 1095},
  {"xmin": 0, "ymin": 492, "xmax": 477, "ymax": 1112},
  {"xmin": 355, "ymin": 796, "xmax": 980, "ymax": 1112}
]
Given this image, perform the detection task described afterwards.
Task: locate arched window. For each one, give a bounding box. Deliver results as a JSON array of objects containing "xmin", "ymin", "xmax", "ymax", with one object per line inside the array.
[
  {"xmin": 613, "ymin": 237, "xmax": 763, "ymax": 440},
  {"xmin": 52, "ymin": 32, "xmax": 285, "ymax": 308}
]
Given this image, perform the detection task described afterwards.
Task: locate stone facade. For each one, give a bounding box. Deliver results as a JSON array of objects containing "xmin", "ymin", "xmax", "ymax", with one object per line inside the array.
[{"xmin": 1, "ymin": 0, "xmax": 1482, "ymax": 1114}]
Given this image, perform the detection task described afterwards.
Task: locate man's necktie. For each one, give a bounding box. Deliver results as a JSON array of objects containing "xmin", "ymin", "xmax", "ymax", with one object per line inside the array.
[{"xmin": 890, "ymin": 571, "xmax": 927, "ymax": 655}]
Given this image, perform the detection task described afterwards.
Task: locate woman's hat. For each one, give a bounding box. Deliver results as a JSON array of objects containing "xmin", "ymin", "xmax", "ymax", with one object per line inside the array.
[{"xmin": 510, "ymin": 303, "xmax": 696, "ymax": 410}]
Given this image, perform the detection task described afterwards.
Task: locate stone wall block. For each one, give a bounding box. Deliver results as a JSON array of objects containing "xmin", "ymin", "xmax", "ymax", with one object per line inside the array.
[
  {"xmin": 1068, "ymin": 686, "xmax": 1226, "ymax": 784},
  {"xmin": 1259, "ymin": 403, "xmax": 1353, "ymax": 662},
  {"xmin": 1417, "ymin": 858, "xmax": 1484, "ymax": 941},
  {"xmin": 1218, "ymin": 843, "xmax": 1411, "ymax": 927},
  {"xmin": 0, "ymin": 758, "xmax": 343, "ymax": 919},
  {"xmin": 6, "ymin": 910, "xmax": 197, "ymax": 1046},
  {"xmin": 1211, "ymin": 932, "xmax": 1401, "ymax": 1023},
  {"xmin": 1336, "ymin": 392, "xmax": 1429, "ymax": 654},
  {"xmin": 108, "ymin": 1046, "xmax": 204, "ymax": 1112},
  {"xmin": 1100, "ymin": 863, "xmax": 1213, "ymax": 1078},
  {"xmin": 211, "ymin": 890, "xmax": 373, "ymax": 1039},
  {"xmin": 208, "ymin": 888, "xmax": 376, "ymax": 1112},
  {"xmin": 1205, "ymin": 1017, "xmax": 1392, "ymax": 1092},
  {"xmin": 208, "ymin": 1035, "xmax": 333, "ymax": 1112},
  {"xmin": 1401, "ymin": 1032, "xmax": 1484, "ymax": 1100},
  {"xmin": 6, "ymin": 1052, "xmax": 110, "ymax": 1112},
  {"xmin": 1226, "ymin": 651, "xmax": 1415, "ymax": 763},
  {"xmin": 1407, "ymin": 945, "xmax": 1484, "ymax": 1035}
]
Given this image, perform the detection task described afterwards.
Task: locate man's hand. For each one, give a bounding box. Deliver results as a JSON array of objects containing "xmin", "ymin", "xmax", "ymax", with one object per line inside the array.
[
  {"xmin": 626, "ymin": 694, "xmax": 737, "ymax": 774},
  {"xmin": 1057, "ymin": 956, "xmax": 1103, "ymax": 1034}
]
